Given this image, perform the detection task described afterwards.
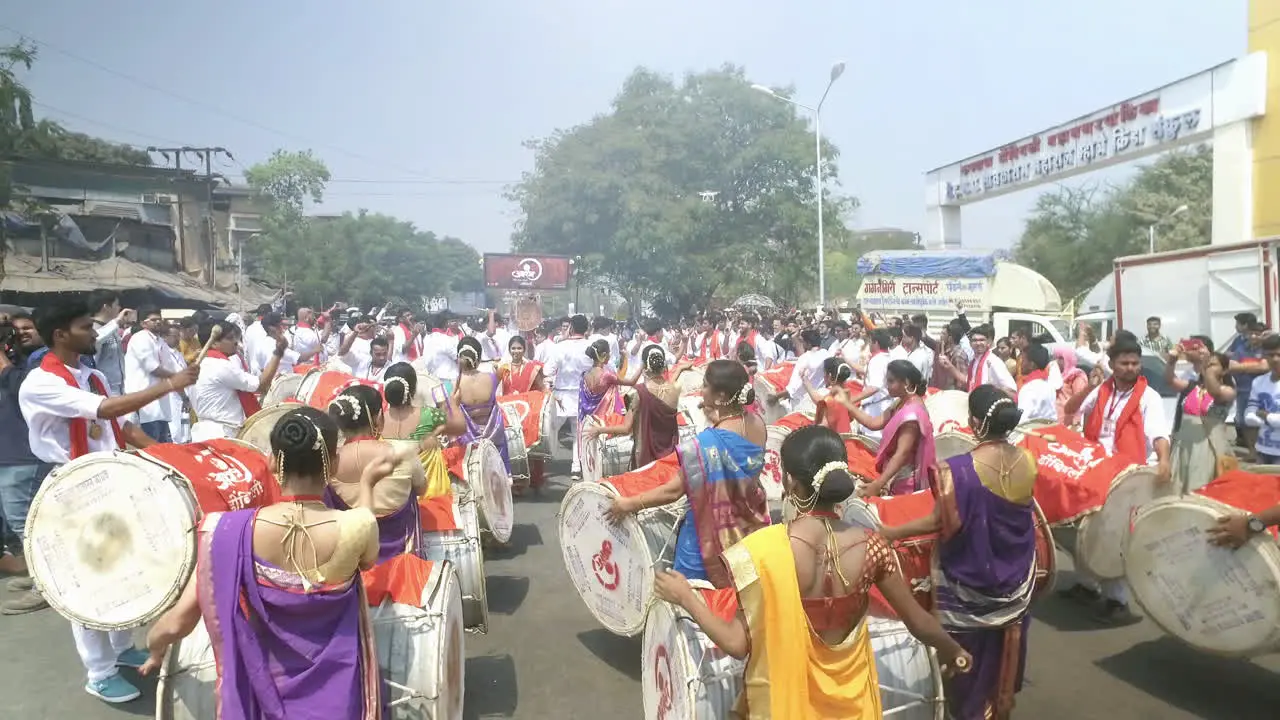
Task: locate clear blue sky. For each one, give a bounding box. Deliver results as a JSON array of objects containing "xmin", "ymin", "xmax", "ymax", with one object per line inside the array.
[{"xmin": 3, "ymin": 0, "xmax": 1247, "ymax": 254}]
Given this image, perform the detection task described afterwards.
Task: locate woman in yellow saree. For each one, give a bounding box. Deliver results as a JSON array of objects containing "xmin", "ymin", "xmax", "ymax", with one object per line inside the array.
[{"xmin": 655, "ymin": 425, "xmax": 970, "ymax": 719}]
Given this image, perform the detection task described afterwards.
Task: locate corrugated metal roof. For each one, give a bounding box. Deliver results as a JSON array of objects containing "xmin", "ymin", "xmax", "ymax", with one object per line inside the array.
[{"xmin": 1, "ymin": 254, "xmax": 275, "ymax": 309}]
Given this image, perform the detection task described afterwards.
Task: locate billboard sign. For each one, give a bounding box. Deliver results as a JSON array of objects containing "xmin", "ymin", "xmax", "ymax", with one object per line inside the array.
[{"xmin": 484, "ymin": 253, "xmax": 572, "ymax": 290}]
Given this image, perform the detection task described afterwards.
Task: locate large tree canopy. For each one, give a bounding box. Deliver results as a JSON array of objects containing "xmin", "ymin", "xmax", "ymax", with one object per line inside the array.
[
  {"xmin": 244, "ymin": 149, "xmax": 481, "ymax": 308},
  {"xmin": 509, "ymin": 65, "xmax": 854, "ymax": 314},
  {"xmin": 1014, "ymin": 145, "xmax": 1211, "ymax": 301}
]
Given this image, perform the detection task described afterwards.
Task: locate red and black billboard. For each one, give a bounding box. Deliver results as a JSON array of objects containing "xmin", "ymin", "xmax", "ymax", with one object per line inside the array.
[{"xmin": 483, "ymin": 254, "xmax": 572, "ymax": 290}]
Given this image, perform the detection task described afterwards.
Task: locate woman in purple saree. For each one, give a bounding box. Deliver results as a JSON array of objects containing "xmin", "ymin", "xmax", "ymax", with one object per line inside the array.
[
  {"xmin": 579, "ymin": 338, "xmax": 624, "ymax": 422},
  {"xmin": 453, "ymin": 336, "xmax": 511, "ymax": 472},
  {"xmin": 327, "ymin": 384, "xmax": 425, "ymax": 563},
  {"xmin": 140, "ymin": 407, "xmax": 398, "ymax": 719},
  {"xmin": 836, "ymin": 358, "xmax": 937, "ymax": 496},
  {"xmin": 882, "ymin": 385, "xmax": 1039, "ymax": 720},
  {"xmin": 584, "ymin": 343, "xmax": 682, "ymax": 469}
]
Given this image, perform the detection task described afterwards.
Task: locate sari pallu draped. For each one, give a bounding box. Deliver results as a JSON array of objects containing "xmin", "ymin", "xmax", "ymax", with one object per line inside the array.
[
  {"xmin": 500, "ymin": 362, "xmax": 548, "ymax": 490},
  {"xmin": 672, "ymin": 427, "xmax": 770, "ymax": 588},
  {"xmin": 323, "ymin": 485, "xmax": 423, "ymax": 564},
  {"xmin": 932, "ymin": 454, "xmax": 1038, "ymax": 720},
  {"xmin": 874, "ymin": 398, "xmax": 938, "ymax": 495},
  {"xmin": 632, "ymin": 383, "xmax": 681, "ymax": 469},
  {"xmin": 722, "ymin": 524, "xmax": 882, "ymax": 719},
  {"xmin": 198, "ymin": 510, "xmax": 382, "ymax": 720},
  {"xmin": 579, "ymin": 368, "xmax": 624, "ymax": 424}
]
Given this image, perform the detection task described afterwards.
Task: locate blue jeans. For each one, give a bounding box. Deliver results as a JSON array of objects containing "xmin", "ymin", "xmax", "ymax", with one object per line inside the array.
[
  {"xmin": 0, "ymin": 463, "xmax": 54, "ymax": 542},
  {"xmin": 140, "ymin": 421, "xmax": 172, "ymax": 443}
]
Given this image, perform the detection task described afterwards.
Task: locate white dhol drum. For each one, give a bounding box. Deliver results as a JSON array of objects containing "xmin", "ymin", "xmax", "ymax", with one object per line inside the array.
[
  {"xmin": 237, "ymin": 402, "xmax": 306, "ymax": 454},
  {"xmin": 155, "ymin": 562, "xmax": 467, "ymax": 720},
  {"xmin": 1005, "ymin": 418, "xmax": 1060, "ymax": 446},
  {"xmin": 924, "ymin": 389, "xmax": 969, "ymax": 436},
  {"xmin": 1126, "ymin": 495, "xmax": 1280, "ymax": 657},
  {"xmin": 423, "ymin": 483, "xmax": 489, "ymax": 633},
  {"xmin": 933, "ymin": 430, "xmax": 978, "ymax": 462},
  {"xmin": 369, "ymin": 560, "xmax": 467, "ymax": 720},
  {"xmin": 754, "ymin": 374, "xmax": 789, "ymax": 426},
  {"xmin": 675, "ymin": 366, "xmax": 706, "ymax": 394},
  {"xmin": 415, "ymin": 368, "xmax": 447, "ymax": 408},
  {"xmin": 504, "ymin": 424, "xmax": 530, "ymax": 483},
  {"xmin": 262, "ymin": 373, "xmax": 304, "ymax": 408},
  {"xmin": 677, "ymin": 393, "xmax": 709, "ymax": 432},
  {"xmin": 602, "ymin": 435, "xmax": 635, "ymax": 479},
  {"xmin": 642, "ymin": 595, "xmax": 744, "ymax": 720},
  {"xmin": 1074, "ymin": 464, "xmax": 1166, "ymax": 580},
  {"xmin": 26, "ymin": 451, "xmax": 199, "ymax": 631},
  {"xmin": 578, "ymin": 415, "xmax": 606, "ymax": 484},
  {"xmin": 869, "ymin": 617, "xmax": 946, "ymax": 720},
  {"xmin": 759, "ymin": 424, "xmax": 798, "ymax": 503},
  {"xmin": 464, "ymin": 440, "xmax": 513, "ymax": 545},
  {"xmin": 558, "ymin": 480, "xmax": 686, "ymax": 636}
]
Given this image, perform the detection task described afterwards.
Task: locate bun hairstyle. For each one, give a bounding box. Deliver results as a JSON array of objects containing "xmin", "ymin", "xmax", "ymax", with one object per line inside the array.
[
  {"xmin": 328, "ymin": 384, "xmax": 384, "ymax": 432},
  {"xmin": 270, "ymin": 406, "xmax": 338, "ymax": 480},
  {"xmin": 969, "ymin": 384, "xmax": 1022, "ymax": 439},
  {"xmin": 780, "ymin": 425, "xmax": 857, "ymax": 507},
  {"xmin": 457, "ymin": 336, "xmax": 482, "ymax": 370},
  {"xmin": 885, "ymin": 359, "xmax": 926, "ymax": 396},
  {"xmin": 705, "ymin": 358, "xmax": 754, "ymax": 407},
  {"xmin": 642, "ymin": 343, "xmax": 668, "ymax": 374},
  {"xmin": 585, "ymin": 339, "xmax": 610, "ymax": 364},
  {"xmin": 823, "ymin": 356, "xmax": 853, "ymax": 385},
  {"xmin": 382, "ymin": 361, "xmax": 417, "ymax": 407}
]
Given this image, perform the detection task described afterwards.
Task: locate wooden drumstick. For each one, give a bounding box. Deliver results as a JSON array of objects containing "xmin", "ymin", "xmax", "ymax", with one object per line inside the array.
[{"xmin": 193, "ymin": 324, "xmax": 223, "ymax": 365}]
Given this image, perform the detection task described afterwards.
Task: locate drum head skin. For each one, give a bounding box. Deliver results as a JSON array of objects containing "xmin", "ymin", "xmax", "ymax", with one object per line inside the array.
[
  {"xmin": 262, "ymin": 374, "xmax": 303, "ymax": 408},
  {"xmin": 578, "ymin": 416, "xmax": 605, "ymax": 484},
  {"xmin": 642, "ymin": 598, "xmax": 744, "ymax": 720},
  {"xmin": 924, "ymin": 390, "xmax": 969, "ymax": 436},
  {"xmin": 467, "ymin": 441, "xmax": 513, "ymax": 544},
  {"xmin": 1075, "ymin": 465, "xmax": 1166, "ymax": 580},
  {"xmin": 558, "ymin": 482, "xmax": 656, "ymax": 636},
  {"xmin": 934, "ymin": 431, "xmax": 978, "ymax": 462},
  {"xmin": 26, "ymin": 451, "xmax": 199, "ymax": 630},
  {"xmin": 1006, "ymin": 418, "xmax": 1059, "ymax": 446},
  {"xmin": 868, "ymin": 618, "xmax": 946, "ymax": 719},
  {"xmin": 1127, "ymin": 496, "xmax": 1280, "ymax": 657},
  {"xmin": 759, "ymin": 425, "xmax": 794, "ymax": 503},
  {"xmin": 237, "ymin": 402, "xmax": 307, "ymax": 455}
]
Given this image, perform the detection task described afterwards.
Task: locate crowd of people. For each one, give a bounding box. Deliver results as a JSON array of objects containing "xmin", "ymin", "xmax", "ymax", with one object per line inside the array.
[{"xmin": 1, "ymin": 288, "xmax": 1278, "ymax": 719}]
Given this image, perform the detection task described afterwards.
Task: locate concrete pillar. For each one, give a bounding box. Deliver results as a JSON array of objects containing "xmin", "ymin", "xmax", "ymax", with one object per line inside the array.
[
  {"xmin": 924, "ymin": 204, "xmax": 962, "ymax": 250},
  {"xmin": 1250, "ymin": 1, "xmax": 1280, "ymax": 238},
  {"xmin": 1213, "ymin": 120, "xmax": 1254, "ymax": 245}
]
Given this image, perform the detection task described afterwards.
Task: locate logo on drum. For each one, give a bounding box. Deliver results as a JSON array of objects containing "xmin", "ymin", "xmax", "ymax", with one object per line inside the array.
[
  {"xmin": 592, "ymin": 539, "xmax": 620, "ymax": 591},
  {"xmin": 511, "ymin": 258, "xmax": 544, "ymax": 285},
  {"xmin": 654, "ymin": 644, "xmax": 674, "ymax": 720},
  {"xmin": 761, "ymin": 448, "xmax": 781, "ymax": 490}
]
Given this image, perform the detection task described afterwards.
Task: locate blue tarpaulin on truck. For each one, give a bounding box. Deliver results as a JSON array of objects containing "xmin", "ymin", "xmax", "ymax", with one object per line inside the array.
[{"xmin": 855, "ymin": 250, "xmax": 1001, "ymax": 278}]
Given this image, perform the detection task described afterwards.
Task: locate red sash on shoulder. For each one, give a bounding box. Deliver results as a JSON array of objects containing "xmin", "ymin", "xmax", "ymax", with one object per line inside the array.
[
  {"xmin": 400, "ymin": 323, "xmax": 420, "ymax": 361},
  {"xmin": 206, "ymin": 349, "xmax": 262, "ymax": 418},
  {"xmin": 1017, "ymin": 368, "xmax": 1049, "ymax": 395},
  {"xmin": 39, "ymin": 353, "xmax": 123, "ymax": 459},
  {"xmin": 1083, "ymin": 377, "xmax": 1148, "ymax": 464},
  {"xmin": 968, "ymin": 351, "xmax": 990, "ymax": 391}
]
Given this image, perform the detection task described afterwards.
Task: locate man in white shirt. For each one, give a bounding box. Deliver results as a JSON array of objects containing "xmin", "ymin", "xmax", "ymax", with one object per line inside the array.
[
  {"xmin": 241, "ymin": 304, "xmax": 272, "ymax": 372},
  {"xmin": 901, "ymin": 324, "xmax": 934, "ymax": 385},
  {"xmin": 190, "ymin": 321, "xmax": 286, "ymax": 441},
  {"xmin": 87, "ymin": 290, "xmax": 131, "ymax": 394},
  {"xmin": 160, "ymin": 323, "xmax": 192, "ymax": 443},
  {"xmin": 20, "ymin": 302, "xmax": 198, "ymax": 703},
  {"xmin": 831, "ymin": 321, "xmax": 865, "ymax": 366},
  {"xmin": 781, "ymin": 329, "xmax": 831, "ymax": 412},
  {"xmin": 289, "ymin": 306, "xmax": 327, "ymax": 365},
  {"xmin": 422, "ymin": 316, "xmax": 461, "ymax": 390},
  {"xmin": 476, "ymin": 310, "xmax": 512, "ymax": 364},
  {"xmin": 887, "ymin": 326, "xmax": 909, "ymax": 361},
  {"xmin": 1245, "ymin": 334, "xmax": 1280, "ymax": 463},
  {"xmin": 950, "ymin": 324, "xmax": 1016, "ymax": 395},
  {"xmin": 123, "ymin": 308, "xmax": 176, "ymax": 441},
  {"xmin": 625, "ymin": 318, "xmax": 665, "ymax": 375},
  {"xmin": 544, "ymin": 314, "xmax": 593, "ymax": 479},
  {"xmin": 250, "ymin": 313, "xmax": 303, "ymax": 376},
  {"xmin": 1015, "ymin": 343, "xmax": 1058, "ymax": 422},
  {"xmin": 338, "ymin": 316, "xmax": 379, "ymax": 378},
  {"xmin": 589, "ymin": 316, "xmax": 622, "ymax": 371},
  {"xmin": 729, "ymin": 316, "xmax": 775, "ymax": 370},
  {"xmin": 1060, "ymin": 338, "xmax": 1171, "ymax": 625},
  {"xmin": 848, "ymin": 329, "xmax": 894, "ymax": 440}
]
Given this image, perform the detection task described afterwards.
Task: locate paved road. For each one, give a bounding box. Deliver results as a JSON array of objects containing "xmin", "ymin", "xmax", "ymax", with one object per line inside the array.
[{"xmin": 4, "ymin": 458, "xmax": 1280, "ymax": 719}]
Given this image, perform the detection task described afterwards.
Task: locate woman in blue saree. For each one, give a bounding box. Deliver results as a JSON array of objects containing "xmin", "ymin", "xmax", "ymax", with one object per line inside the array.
[
  {"xmin": 881, "ymin": 384, "xmax": 1040, "ymax": 720},
  {"xmin": 139, "ymin": 407, "xmax": 399, "ymax": 719},
  {"xmin": 606, "ymin": 359, "xmax": 769, "ymax": 588}
]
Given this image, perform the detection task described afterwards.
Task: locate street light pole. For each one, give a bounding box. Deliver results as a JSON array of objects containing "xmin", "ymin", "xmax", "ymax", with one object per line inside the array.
[
  {"xmin": 1147, "ymin": 204, "xmax": 1190, "ymax": 254},
  {"xmin": 752, "ymin": 62, "xmax": 845, "ymax": 307}
]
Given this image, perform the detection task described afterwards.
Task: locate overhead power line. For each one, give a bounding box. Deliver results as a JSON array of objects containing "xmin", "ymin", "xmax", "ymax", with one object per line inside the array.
[{"xmin": 0, "ymin": 21, "xmax": 475, "ymax": 183}]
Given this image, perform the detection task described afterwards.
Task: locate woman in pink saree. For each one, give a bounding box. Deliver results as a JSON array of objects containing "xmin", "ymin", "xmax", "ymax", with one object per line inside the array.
[{"xmin": 835, "ymin": 359, "xmax": 937, "ymax": 496}]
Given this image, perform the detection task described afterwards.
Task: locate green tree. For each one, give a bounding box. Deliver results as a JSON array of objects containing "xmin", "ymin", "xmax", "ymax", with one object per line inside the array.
[
  {"xmin": 824, "ymin": 228, "xmax": 921, "ymax": 302},
  {"xmin": 1014, "ymin": 145, "xmax": 1211, "ymax": 301},
  {"xmin": 243, "ymin": 149, "xmax": 332, "ymax": 286},
  {"xmin": 509, "ymin": 65, "xmax": 854, "ymax": 315}
]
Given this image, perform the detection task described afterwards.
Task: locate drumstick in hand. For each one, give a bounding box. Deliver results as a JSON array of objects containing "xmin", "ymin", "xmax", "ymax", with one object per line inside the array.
[{"xmin": 193, "ymin": 325, "xmax": 223, "ymax": 365}]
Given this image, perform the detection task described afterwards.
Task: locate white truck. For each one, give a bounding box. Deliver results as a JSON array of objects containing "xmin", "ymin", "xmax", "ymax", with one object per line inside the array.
[
  {"xmin": 1113, "ymin": 237, "xmax": 1279, "ymax": 350},
  {"xmin": 855, "ymin": 250, "xmax": 1072, "ymax": 343}
]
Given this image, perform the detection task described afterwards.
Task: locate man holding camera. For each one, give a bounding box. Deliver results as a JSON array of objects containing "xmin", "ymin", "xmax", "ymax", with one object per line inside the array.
[{"xmin": 0, "ymin": 311, "xmax": 51, "ymax": 614}]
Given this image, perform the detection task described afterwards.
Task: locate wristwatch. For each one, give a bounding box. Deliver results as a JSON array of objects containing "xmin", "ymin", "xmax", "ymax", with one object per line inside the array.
[{"xmin": 1247, "ymin": 516, "xmax": 1266, "ymax": 536}]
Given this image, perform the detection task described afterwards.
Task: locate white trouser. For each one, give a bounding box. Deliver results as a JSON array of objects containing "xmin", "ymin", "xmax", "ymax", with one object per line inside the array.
[
  {"xmin": 552, "ymin": 416, "xmax": 580, "ymax": 472},
  {"xmin": 190, "ymin": 420, "xmax": 237, "ymax": 443},
  {"xmin": 72, "ymin": 623, "xmax": 134, "ymax": 683}
]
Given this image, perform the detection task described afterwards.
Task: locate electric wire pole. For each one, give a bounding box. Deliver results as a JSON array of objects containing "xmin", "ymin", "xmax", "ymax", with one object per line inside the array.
[{"xmin": 147, "ymin": 146, "xmax": 234, "ymax": 287}]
